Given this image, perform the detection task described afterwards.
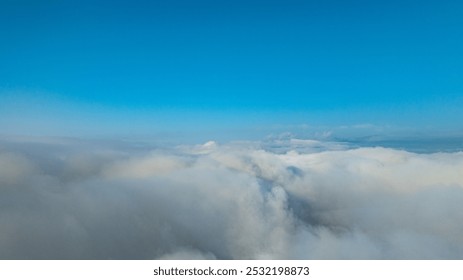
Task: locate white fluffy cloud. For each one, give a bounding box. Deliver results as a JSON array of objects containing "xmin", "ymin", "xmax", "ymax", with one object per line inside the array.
[{"xmin": 0, "ymin": 137, "xmax": 462, "ymax": 259}]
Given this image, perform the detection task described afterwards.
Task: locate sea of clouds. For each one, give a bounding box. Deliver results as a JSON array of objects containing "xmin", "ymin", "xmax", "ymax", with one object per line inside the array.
[{"xmin": 0, "ymin": 136, "xmax": 462, "ymax": 259}]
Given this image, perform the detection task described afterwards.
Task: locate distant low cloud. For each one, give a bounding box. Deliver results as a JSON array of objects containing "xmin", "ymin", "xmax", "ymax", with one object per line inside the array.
[{"xmin": 0, "ymin": 137, "xmax": 462, "ymax": 259}]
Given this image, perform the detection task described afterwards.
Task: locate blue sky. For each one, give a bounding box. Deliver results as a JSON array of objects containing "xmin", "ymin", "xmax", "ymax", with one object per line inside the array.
[{"xmin": 1, "ymin": 0, "xmax": 463, "ymax": 141}]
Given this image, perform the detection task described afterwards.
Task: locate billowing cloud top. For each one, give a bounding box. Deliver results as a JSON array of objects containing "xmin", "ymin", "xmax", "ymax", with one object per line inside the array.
[{"xmin": 0, "ymin": 137, "xmax": 462, "ymax": 259}]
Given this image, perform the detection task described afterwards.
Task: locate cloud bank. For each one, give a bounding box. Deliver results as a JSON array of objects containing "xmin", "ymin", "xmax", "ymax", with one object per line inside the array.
[{"xmin": 0, "ymin": 137, "xmax": 462, "ymax": 259}]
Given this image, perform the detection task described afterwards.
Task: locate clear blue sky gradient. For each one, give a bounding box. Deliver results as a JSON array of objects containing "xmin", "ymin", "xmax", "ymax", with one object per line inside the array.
[{"xmin": 1, "ymin": 0, "xmax": 463, "ymax": 140}]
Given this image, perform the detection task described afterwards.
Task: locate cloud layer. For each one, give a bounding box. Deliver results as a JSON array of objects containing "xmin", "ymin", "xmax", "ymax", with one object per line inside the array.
[{"xmin": 1, "ymin": 137, "xmax": 462, "ymax": 259}]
